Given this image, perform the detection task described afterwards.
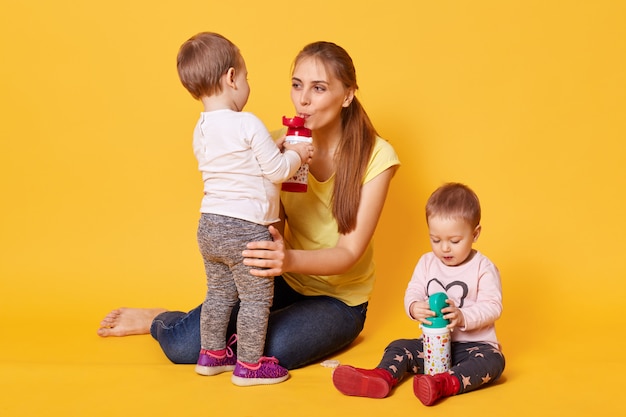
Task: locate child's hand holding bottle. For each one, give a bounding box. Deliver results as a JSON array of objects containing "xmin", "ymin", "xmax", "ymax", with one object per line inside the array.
[{"xmin": 284, "ymin": 141, "xmax": 314, "ymax": 165}]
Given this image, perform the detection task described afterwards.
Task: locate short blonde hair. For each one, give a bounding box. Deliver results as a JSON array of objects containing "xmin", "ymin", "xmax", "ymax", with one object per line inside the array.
[{"xmin": 176, "ymin": 32, "xmax": 241, "ymax": 100}]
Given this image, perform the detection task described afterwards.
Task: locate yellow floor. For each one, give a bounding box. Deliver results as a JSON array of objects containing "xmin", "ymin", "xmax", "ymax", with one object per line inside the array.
[{"xmin": 1, "ymin": 313, "xmax": 623, "ymax": 417}]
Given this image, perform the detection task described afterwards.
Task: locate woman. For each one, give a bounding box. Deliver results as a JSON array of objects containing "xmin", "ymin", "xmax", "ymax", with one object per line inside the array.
[{"xmin": 98, "ymin": 41, "xmax": 400, "ymax": 370}]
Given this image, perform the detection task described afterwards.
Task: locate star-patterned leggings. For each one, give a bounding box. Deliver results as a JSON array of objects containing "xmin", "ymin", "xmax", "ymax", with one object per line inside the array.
[{"xmin": 376, "ymin": 338, "xmax": 505, "ymax": 394}]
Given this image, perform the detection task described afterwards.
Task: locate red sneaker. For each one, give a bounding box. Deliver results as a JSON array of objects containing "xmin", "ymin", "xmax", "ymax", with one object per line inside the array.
[
  {"xmin": 332, "ymin": 365, "xmax": 394, "ymax": 398},
  {"xmin": 413, "ymin": 373, "xmax": 459, "ymax": 406}
]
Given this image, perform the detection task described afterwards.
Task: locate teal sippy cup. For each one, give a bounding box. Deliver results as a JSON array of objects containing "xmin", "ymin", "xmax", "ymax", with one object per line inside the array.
[{"xmin": 421, "ymin": 292, "xmax": 452, "ymax": 375}]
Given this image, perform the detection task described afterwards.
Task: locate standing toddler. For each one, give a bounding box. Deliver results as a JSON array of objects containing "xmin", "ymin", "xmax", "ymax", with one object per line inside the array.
[{"xmin": 177, "ymin": 32, "xmax": 313, "ymax": 386}]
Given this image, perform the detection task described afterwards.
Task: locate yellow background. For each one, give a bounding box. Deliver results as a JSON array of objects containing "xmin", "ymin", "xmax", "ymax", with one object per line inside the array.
[{"xmin": 1, "ymin": 0, "xmax": 625, "ymax": 416}]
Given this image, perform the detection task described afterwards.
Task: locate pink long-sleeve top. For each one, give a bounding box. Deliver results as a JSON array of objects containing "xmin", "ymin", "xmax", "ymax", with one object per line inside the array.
[{"xmin": 404, "ymin": 251, "xmax": 502, "ymax": 349}]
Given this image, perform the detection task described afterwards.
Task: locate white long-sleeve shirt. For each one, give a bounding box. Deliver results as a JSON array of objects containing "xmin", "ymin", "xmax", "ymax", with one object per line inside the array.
[
  {"xmin": 193, "ymin": 110, "xmax": 301, "ymax": 225},
  {"xmin": 404, "ymin": 251, "xmax": 502, "ymax": 348}
]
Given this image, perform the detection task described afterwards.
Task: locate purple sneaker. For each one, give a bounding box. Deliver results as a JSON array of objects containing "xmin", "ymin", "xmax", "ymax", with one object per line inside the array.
[
  {"xmin": 231, "ymin": 356, "xmax": 289, "ymax": 386},
  {"xmin": 195, "ymin": 334, "xmax": 237, "ymax": 376}
]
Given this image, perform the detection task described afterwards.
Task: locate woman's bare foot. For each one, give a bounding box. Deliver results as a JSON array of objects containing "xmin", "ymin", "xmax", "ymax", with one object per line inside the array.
[{"xmin": 97, "ymin": 307, "xmax": 167, "ymax": 337}]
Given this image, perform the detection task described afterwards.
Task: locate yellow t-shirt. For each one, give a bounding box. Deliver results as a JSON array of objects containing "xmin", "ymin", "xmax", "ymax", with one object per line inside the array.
[{"xmin": 280, "ymin": 136, "xmax": 400, "ymax": 306}]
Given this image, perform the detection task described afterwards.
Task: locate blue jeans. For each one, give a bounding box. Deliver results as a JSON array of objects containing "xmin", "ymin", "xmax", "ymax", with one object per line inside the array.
[{"xmin": 150, "ymin": 276, "xmax": 368, "ymax": 370}]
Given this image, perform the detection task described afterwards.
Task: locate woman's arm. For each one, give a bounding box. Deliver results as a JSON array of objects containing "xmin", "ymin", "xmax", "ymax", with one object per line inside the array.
[{"xmin": 243, "ymin": 165, "xmax": 398, "ymax": 277}]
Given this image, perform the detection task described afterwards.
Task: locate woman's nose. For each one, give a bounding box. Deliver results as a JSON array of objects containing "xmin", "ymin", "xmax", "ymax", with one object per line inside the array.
[{"xmin": 298, "ymin": 90, "xmax": 310, "ymax": 106}]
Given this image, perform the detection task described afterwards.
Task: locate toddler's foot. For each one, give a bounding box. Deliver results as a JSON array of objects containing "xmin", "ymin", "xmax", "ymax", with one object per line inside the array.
[
  {"xmin": 231, "ymin": 357, "xmax": 289, "ymax": 386},
  {"xmin": 195, "ymin": 335, "xmax": 238, "ymax": 376},
  {"xmin": 332, "ymin": 365, "xmax": 396, "ymax": 398},
  {"xmin": 413, "ymin": 372, "xmax": 460, "ymax": 406}
]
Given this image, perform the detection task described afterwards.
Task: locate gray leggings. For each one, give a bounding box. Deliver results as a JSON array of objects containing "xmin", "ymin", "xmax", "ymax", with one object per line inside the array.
[
  {"xmin": 197, "ymin": 213, "xmax": 272, "ymax": 364},
  {"xmin": 377, "ymin": 338, "xmax": 505, "ymax": 394}
]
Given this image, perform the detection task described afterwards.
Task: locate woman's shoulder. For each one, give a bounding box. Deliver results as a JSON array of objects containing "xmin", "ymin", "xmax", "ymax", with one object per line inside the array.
[
  {"xmin": 373, "ymin": 136, "xmax": 398, "ymax": 155},
  {"xmin": 371, "ymin": 136, "xmax": 401, "ymax": 166},
  {"xmin": 363, "ymin": 136, "xmax": 401, "ymax": 182}
]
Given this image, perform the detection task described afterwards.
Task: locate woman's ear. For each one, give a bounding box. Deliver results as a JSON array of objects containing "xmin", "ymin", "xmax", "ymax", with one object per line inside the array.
[{"xmin": 342, "ymin": 89, "xmax": 355, "ymax": 107}]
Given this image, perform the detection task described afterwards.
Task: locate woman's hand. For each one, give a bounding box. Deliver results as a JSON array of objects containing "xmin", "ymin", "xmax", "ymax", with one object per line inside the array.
[
  {"xmin": 442, "ymin": 299, "xmax": 465, "ymax": 331},
  {"xmin": 241, "ymin": 165, "xmax": 397, "ymax": 278},
  {"xmin": 242, "ymin": 225, "xmax": 288, "ymax": 277}
]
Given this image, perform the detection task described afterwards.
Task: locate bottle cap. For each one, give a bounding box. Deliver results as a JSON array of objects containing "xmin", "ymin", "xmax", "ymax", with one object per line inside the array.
[
  {"xmin": 422, "ymin": 292, "xmax": 449, "ymax": 328},
  {"xmin": 282, "ymin": 115, "xmax": 312, "ymax": 137}
]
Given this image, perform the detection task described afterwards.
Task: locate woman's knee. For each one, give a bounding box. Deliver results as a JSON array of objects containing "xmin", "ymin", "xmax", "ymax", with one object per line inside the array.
[
  {"xmin": 150, "ymin": 310, "xmax": 202, "ymax": 364},
  {"xmin": 160, "ymin": 338, "xmax": 199, "ymax": 364}
]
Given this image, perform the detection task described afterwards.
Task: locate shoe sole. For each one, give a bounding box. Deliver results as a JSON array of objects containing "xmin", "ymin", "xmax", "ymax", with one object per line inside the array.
[
  {"xmin": 231, "ymin": 374, "xmax": 289, "ymax": 386},
  {"xmin": 332, "ymin": 366, "xmax": 389, "ymax": 398},
  {"xmin": 195, "ymin": 364, "xmax": 236, "ymax": 376},
  {"xmin": 413, "ymin": 375, "xmax": 438, "ymax": 406}
]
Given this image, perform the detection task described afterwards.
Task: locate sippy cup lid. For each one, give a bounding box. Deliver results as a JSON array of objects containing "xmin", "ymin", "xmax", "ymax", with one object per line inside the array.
[
  {"xmin": 282, "ymin": 115, "xmax": 312, "ymax": 137},
  {"xmin": 423, "ymin": 292, "xmax": 449, "ymax": 328}
]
